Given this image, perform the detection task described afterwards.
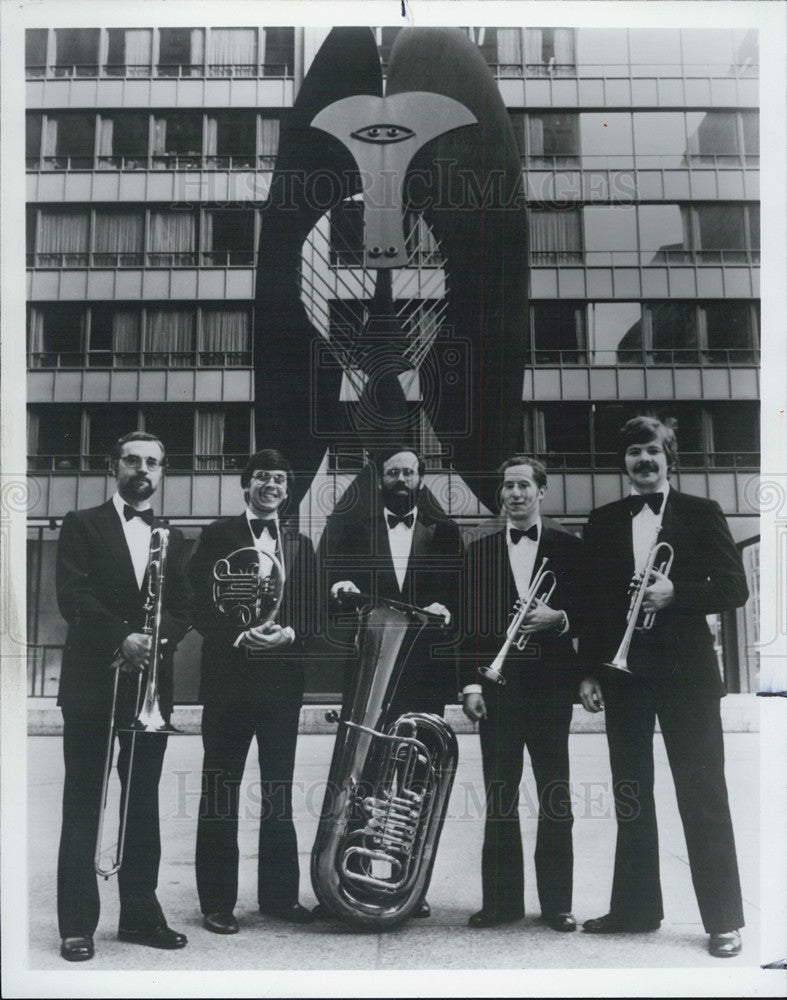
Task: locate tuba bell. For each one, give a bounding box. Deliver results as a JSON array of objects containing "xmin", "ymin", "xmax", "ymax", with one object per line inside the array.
[{"xmin": 310, "ymin": 595, "xmax": 458, "ymax": 930}]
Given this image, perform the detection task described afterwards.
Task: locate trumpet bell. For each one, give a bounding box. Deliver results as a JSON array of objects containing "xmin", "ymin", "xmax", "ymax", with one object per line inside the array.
[{"xmin": 478, "ymin": 661, "xmax": 507, "ymax": 685}]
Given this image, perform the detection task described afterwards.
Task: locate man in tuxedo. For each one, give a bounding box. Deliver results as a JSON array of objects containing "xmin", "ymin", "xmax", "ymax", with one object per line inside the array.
[
  {"xmin": 55, "ymin": 431, "xmax": 191, "ymax": 961},
  {"xmin": 461, "ymin": 456, "xmax": 583, "ymax": 931},
  {"xmin": 189, "ymin": 449, "xmax": 317, "ymax": 934},
  {"xmin": 580, "ymin": 416, "xmax": 747, "ymax": 958},
  {"xmin": 319, "ymin": 445, "xmax": 463, "ymax": 917}
]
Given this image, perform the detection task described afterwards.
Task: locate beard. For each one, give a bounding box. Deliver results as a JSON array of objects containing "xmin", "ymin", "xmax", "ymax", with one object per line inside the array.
[
  {"xmin": 123, "ymin": 476, "xmax": 154, "ymax": 500},
  {"xmin": 380, "ymin": 482, "xmax": 419, "ymax": 516}
]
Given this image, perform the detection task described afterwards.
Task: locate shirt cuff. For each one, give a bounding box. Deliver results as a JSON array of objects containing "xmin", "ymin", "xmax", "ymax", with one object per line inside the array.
[{"xmin": 462, "ymin": 684, "xmax": 483, "ymax": 695}]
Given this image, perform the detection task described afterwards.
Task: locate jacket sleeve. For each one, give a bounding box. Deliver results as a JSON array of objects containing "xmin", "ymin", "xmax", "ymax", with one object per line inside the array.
[
  {"xmin": 56, "ymin": 510, "xmax": 132, "ymax": 653},
  {"xmin": 577, "ymin": 512, "xmax": 607, "ymax": 679},
  {"xmin": 671, "ymin": 500, "xmax": 749, "ymax": 614}
]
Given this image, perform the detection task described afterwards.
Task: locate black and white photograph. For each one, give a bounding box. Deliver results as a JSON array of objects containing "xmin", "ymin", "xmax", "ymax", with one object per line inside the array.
[{"xmin": 1, "ymin": 1, "xmax": 785, "ymax": 997}]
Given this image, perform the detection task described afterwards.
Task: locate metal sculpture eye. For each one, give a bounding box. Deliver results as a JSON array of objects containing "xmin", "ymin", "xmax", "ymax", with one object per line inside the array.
[{"xmin": 350, "ymin": 124, "xmax": 415, "ymax": 145}]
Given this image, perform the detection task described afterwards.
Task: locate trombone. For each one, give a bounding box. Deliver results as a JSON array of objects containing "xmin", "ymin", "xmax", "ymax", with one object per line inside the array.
[
  {"xmin": 479, "ymin": 557, "xmax": 557, "ymax": 685},
  {"xmin": 605, "ymin": 540, "xmax": 674, "ymax": 674},
  {"xmin": 95, "ymin": 527, "xmax": 176, "ymax": 879}
]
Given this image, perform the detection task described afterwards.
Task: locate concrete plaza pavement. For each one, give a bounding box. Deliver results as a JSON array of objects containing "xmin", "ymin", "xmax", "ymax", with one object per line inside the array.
[{"xmin": 23, "ymin": 726, "xmax": 764, "ymax": 982}]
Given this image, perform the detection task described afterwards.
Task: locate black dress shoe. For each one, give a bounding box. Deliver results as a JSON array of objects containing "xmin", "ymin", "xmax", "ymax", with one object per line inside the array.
[
  {"xmin": 467, "ymin": 908, "xmax": 524, "ymax": 929},
  {"xmin": 414, "ymin": 900, "xmax": 431, "ymax": 919},
  {"xmin": 543, "ymin": 912, "xmax": 577, "ymax": 932},
  {"xmin": 60, "ymin": 936, "xmax": 94, "ymax": 962},
  {"xmin": 118, "ymin": 923, "xmax": 188, "ymax": 949},
  {"xmin": 259, "ymin": 901, "xmax": 313, "ymax": 924},
  {"xmin": 582, "ymin": 912, "xmax": 660, "ymax": 934},
  {"xmin": 203, "ymin": 911, "xmax": 239, "ymax": 935},
  {"xmin": 709, "ymin": 930, "xmax": 742, "ymax": 958}
]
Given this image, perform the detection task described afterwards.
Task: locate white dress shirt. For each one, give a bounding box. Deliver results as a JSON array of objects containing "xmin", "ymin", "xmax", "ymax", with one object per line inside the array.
[
  {"xmin": 112, "ymin": 492, "xmax": 152, "ymax": 589},
  {"xmin": 384, "ymin": 506, "xmax": 416, "ymax": 591},
  {"xmin": 630, "ymin": 482, "xmax": 669, "ymax": 574},
  {"xmin": 506, "ymin": 518, "xmax": 541, "ymax": 599},
  {"xmin": 245, "ymin": 508, "xmax": 280, "ymax": 561}
]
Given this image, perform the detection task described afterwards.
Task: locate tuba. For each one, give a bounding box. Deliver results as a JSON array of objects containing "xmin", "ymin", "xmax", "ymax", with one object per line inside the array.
[
  {"xmin": 95, "ymin": 526, "xmax": 176, "ymax": 878},
  {"xmin": 605, "ymin": 539, "xmax": 674, "ymax": 674},
  {"xmin": 311, "ymin": 595, "xmax": 458, "ymax": 930}
]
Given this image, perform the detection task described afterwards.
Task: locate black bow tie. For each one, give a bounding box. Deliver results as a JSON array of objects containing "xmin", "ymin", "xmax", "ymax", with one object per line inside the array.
[
  {"xmin": 629, "ymin": 493, "xmax": 663, "ymax": 516},
  {"xmin": 387, "ymin": 512, "xmax": 414, "ymax": 530},
  {"xmin": 250, "ymin": 518, "xmax": 278, "ymax": 541},
  {"xmin": 510, "ymin": 524, "xmax": 538, "ymax": 544},
  {"xmin": 123, "ymin": 505, "xmax": 154, "ymax": 526}
]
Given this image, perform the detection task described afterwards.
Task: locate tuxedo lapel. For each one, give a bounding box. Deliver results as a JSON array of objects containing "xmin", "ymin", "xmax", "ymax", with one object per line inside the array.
[
  {"xmin": 280, "ymin": 523, "xmax": 298, "ymax": 580},
  {"xmin": 614, "ymin": 502, "xmax": 635, "ymax": 580}
]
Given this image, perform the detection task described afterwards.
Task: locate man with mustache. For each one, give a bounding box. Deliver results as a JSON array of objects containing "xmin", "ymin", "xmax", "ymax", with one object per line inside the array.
[
  {"xmin": 318, "ymin": 445, "xmax": 463, "ymax": 918},
  {"xmin": 579, "ymin": 416, "xmax": 747, "ymax": 958},
  {"xmin": 55, "ymin": 431, "xmax": 191, "ymax": 961},
  {"xmin": 188, "ymin": 449, "xmax": 317, "ymax": 933}
]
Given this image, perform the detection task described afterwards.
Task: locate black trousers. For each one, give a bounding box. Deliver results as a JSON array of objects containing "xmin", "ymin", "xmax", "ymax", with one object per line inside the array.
[
  {"xmin": 57, "ymin": 709, "xmax": 167, "ymax": 937},
  {"xmin": 195, "ymin": 684, "xmax": 302, "ymax": 915},
  {"xmin": 478, "ymin": 688, "xmax": 574, "ymax": 918},
  {"xmin": 604, "ymin": 680, "xmax": 744, "ymax": 934}
]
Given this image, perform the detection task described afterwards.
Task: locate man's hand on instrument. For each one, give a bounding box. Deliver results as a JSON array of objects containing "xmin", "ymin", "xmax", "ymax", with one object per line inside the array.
[
  {"xmin": 519, "ymin": 599, "xmax": 563, "ymax": 634},
  {"xmin": 642, "ymin": 568, "xmax": 674, "ymax": 613},
  {"xmin": 579, "ymin": 678, "xmax": 605, "ymax": 713},
  {"xmin": 119, "ymin": 633, "xmax": 150, "ymax": 670},
  {"xmin": 242, "ymin": 622, "xmax": 295, "ymax": 650},
  {"xmin": 331, "ymin": 580, "xmax": 360, "ymax": 602},
  {"xmin": 462, "ymin": 692, "xmax": 487, "ymax": 721},
  {"xmin": 421, "ymin": 602, "xmax": 451, "ymax": 625}
]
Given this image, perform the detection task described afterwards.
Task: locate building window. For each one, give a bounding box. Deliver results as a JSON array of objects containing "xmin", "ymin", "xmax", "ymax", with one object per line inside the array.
[
  {"xmin": 590, "ymin": 303, "xmax": 643, "ymax": 365},
  {"xmin": 88, "ymin": 306, "xmax": 141, "ymax": 367},
  {"xmin": 148, "ymin": 210, "xmax": 198, "ymax": 266},
  {"xmin": 199, "ymin": 308, "xmax": 252, "ymax": 366},
  {"xmin": 524, "ymin": 403, "xmax": 591, "ymax": 469},
  {"xmin": 579, "ymin": 113, "xmax": 633, "ymax": 168},
  {"xmin": 26, "ymin": 114, "xmax": 43, "ymax": 169},
  {"xmin": 28, "ymin": 304, "xmax": 85, "ymax": 367},
  {"xmin": 686, "ymin": 112, "xmax": 740, "ymax": 165},
  {"xmin": 28, "ymin": 405, "xmax": 82, "ymax": 471},
  {"xmin": 53, "ymin": 28, "xmax": 99, "ymax": 77},
  {"xmin": 202, "ymin": 209, "xmax": 256, "ymax": 266},
  {"xmin": 84, "ymin": 405, "xmax": 140, "ymax": 469},
  {"xmin": 741, "ymin": 112, "xmax": 759, "ymax": 164},
  {"xmin": 262, "ymin": 27, "xmax": 294, "ymax": 76},
  {"xmin": 152, "ymin": 113, "xmax": 203, "ymax": 169},
  {"xmin": 531, "ymin": 302, "xmax": 586, "ymax": 364},
  {"xmin": 525, "ymin": 27, "xmax": 576, "ymax": 76},
  {"xmin": 157, "ymin": 28, "xmax": 204, "ymax": 77},
  {"xmin": 34, "ymin": 209, "xmax": 90, "ymax": 267},
  {"xmin": 628, "ymin": 28, "xmax": 682, "ymax": 76},
  {"xmin": 701, "ymin": 301, "xmax": 758, "ymax": 364},
  {"xmin": 633, "ymin": 112, "xmax": 688, "ymax": 169},
  {"xmin": 646, "ymin": 303, "xmax": 699, "ymax": 364},
  {"xmin": 93, "ymin": 210, "xmax": 145, "ymax": 267},
  {"xmin": 708, "ymin": 402, "xmax": 759, "ymax": 468},
  {"xmin": 97, "ymin": 113, "xmax": 150, "ymax": 169},
  {"xmin": 141, "ymin": 407, "xmax": 195, "ymax": 469},
  {"xmin": 526, "ymin": 114, "xmax": 579, "ymax": 167},
  {"xmin": 195, "ymin": 405, "xmax": 251, "ymax": 469},
  {"xmin": 638, "ymin": 204, "xmax": 692, "ymax": 265},
  {"xmin": 25, "ymin": 28, "xmax": 48, "ymax": 77},
  {"xmin": 583, "ymin": 206, "xmax": 638, "ymax": 266},
  {"xmin": 37, "ymin": 113, "xmax": 96, "ymax": 170},
  {"xmin": 528, "ymin": 208, "xmax": 582, "ymax": 264},
  {"xmin": 106, "ymin": 29, "xmax": 152, "ymax": 77},
  {"xmin": 695, "ymin": 204, "xmax": 747, "ymax": 262},
  {"xmin": 208, "ymin": 27, "xmax": 257, "ymax": 76},
  {"xmin": 208, "ymin": 112, "xmax": 257, "ymax": 168},
  {"xmin": 144, "ymin": 308, "xmax": 196, "ymax": 366}
]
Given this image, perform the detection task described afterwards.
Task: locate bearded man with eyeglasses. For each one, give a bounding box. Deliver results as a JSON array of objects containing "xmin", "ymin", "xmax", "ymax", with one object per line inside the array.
[{"xmin": 55, "ymin": 431, "xmax": 191, "ymax": 962}]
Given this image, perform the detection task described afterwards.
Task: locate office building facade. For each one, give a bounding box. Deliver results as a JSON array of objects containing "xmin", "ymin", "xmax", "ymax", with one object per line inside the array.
[{"xmin": 25, "ymin": 25, "xmax": 760, "ymax": 701}]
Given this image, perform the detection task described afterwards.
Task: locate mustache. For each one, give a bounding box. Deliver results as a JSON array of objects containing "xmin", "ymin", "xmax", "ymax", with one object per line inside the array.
[{"xmin": 634, "ymin": 461, "xmax": 659, "ymax": 472}]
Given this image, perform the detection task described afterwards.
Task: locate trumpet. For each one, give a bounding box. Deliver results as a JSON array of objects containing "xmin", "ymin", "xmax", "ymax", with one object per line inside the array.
[
  {"xmin": 605, "ymin": 540, "xmax": 674, "ymax": 674},
  {"xmin": 95, "ymin": 526, "xmax": 176, "ymax": 879},
  {"xmin": 479, "ymin": 557, "xmax": 557, "ymax": 685}
]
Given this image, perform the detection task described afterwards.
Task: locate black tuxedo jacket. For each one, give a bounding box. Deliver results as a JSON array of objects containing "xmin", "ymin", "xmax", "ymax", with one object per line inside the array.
[
  {"xmin": 581, "ymin": 489, "xmax": 748, "ymax": 694},
  {"xmin": 189, "ymin": 513, "xmax": 318, "ymax": 704},
  {"xmin": 56, "ymin": 499, "xmax": 191, "ymax": 716},
  {"xmin": 320, "ymin": 503, "xmax": 464, "ymax": 707},
  {"xmin": 460, "ymin": 520, "xmax": 584, "ymax": 700}
]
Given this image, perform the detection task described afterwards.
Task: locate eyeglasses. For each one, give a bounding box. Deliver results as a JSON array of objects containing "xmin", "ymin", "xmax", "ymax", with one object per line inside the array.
[
  {"xmin": 382, "ymin": 467, "xmax": 418, "ymax": 480},
  {"xmin": 250, "ymin": 471, "xmax": 288, "ymax": 486},
  {"xmin": 120, "ymin": 455, "xmax": 163, "ymax": 471}
]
